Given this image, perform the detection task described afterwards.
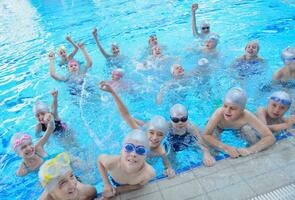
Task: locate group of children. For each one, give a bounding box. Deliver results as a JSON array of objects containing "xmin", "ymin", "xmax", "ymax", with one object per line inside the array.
[{"xmin": 9, "ymin": 2, "xmax": 295, "ymax": 200}]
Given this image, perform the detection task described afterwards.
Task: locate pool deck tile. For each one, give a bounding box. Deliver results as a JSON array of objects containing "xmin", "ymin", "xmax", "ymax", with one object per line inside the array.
[{"xmin": 116, "ymin": 136, "xmax": 295, "ymax": 200}]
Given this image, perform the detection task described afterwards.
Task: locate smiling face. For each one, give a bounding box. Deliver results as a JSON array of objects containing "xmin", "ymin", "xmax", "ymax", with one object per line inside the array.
[
  {"xmin": 50, "ymin": 171, "xmax": 78, "ymax": 200},
  {"xmin": 171, "ymin": 115, "xmax": 188, "ymax": 130},
  {"xmin": 111, "ymin": 45, "xmax": 120, "ymax": 56},
  {"xmin": 201, "ymin": 23, "xmax": 210, "ymax": 34},
  {"xmin": 36, "ymin": 111, "xmax": 46, "ymax": 124},
  {"xmin": 18, "ymin": 140, "xmax": 35, "ymax": 158},
  {"xmin": 152, "ymin": 46, "xmax": 162, "ymax": 56},
  {"xmin": 245, "ymin": 42, "xmax": 259, "ymax": 56},
  {"xmin": 147, "ymin": 129, "xmax": 164, "ymax": 148},
  {"xmin": 121, "ymin": 140, "xmax": 146, "ymax": 171},
  {"xmin": 222, "ymin": 103, "xmax": 244, "ymax": 121},
  {"xmin": 172, "ymin": 64, "xmax": 185, "ymax": 77},
  {"xmin": 267, "ymin": 100, "xmax": 289, "ymax": 119},
  {"xmin": 58, "ymin": 49, "xmax": 67, "ymax": 59},
  {"xmin": 67, "ymin": 61, "xmax": 79, "ymax": 73}
]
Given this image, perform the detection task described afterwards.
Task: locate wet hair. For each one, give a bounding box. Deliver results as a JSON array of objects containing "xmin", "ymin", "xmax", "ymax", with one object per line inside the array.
[
  {"xmin": 124, "ymin": 129, "xmax": 149, "ymax": 149},
  {"xmin": 147, "ymin": 115, "xmax": 169, "ymax": 135},
  {"xmin": 246, "ymin": 40, "xmax": 260, "ymax": 52},
  {"xmin": 170, "ymin": 104, "xmax": 188, "ymax": 117},
  {"xmin": 57, "ymin": 45, "xmax": 66, "ymax": 53},
  {"xmin": 223, "ymin": 87, "xmax": 247, "ymax": 109}
]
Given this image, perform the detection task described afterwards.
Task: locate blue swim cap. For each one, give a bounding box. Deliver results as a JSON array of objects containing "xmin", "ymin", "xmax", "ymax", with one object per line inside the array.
[{"xmin": 223, "ymin": 87, "xmax": 247, "ymax": 109}]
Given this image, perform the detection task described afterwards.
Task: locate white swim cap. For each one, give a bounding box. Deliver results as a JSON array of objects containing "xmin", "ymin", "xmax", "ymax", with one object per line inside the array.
[
  {"xmin": 198, "ymin": 58, "xmax": 209, "ymax": 67},
  {"xmin": 208, "ymin": 35, "xmax": 219, "ymax": 44},
  {"xmin": 223, "ymin": 87, "xmax": 247, "ymax": 109},
  {"xmin": 269, "ymin": 91, "xmax": 291, "ymax": 107},
  {"xmin": 39, "ymin": 152, "xmax": 72, "ymax": 192},
  {"xmin": 124, "ymin": 129, "xmax": 149, "ymax": 149},
  {"xmin": 169, "ymin": 104, "xmax": 188, "ymax": 117},
  {"xmin": 10, "ymin": 132, "xmax": 32, "ymax": 153},
  {"xmin": 281, "ymin": 47, "xmax": 295, "ymax": 65},
  {"xmin": 170, "ymin": 64, "xmax": 180, "ymax": 75},
  {"xmin": 147, "ymin": 115, "xmax": 169, "ymax": 135},
  {"xmin": 33, "ymin": 101, "xmax": 49, "ymax": 115}
]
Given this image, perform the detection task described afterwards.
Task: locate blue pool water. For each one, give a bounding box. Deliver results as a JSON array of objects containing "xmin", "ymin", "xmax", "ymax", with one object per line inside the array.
[{"xmin": 0, "ymin": 0, "xmax": 294, "ymax": 199}]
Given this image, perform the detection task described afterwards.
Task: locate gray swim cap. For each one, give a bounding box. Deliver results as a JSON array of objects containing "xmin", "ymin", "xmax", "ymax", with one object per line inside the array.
[
  {"xmin": 147, "ymin": 115, "xmax": 169, "ymax": 135},
  {"xmin": 33, "ymin": 101, "xmax": 49, "ymax": 115},
  {"xmin": 223, "ymin": 87, "xmax": 247, "ymax": 109},
  {"xmin": 169, "ymin": 104, "xmax": 188, "ymax": 117},
  {"xmin": 198, "ymin": 58, "xmax": 209, "ymax": 67},
  {"xmin": 281, "ymin": 47, "xmax": 295, "ymax": 65},
  {"xmin": 124, "ymin": 129, "xmax": 149, "ymax": 149},
  {"xmin": 269, "ymin": 91, "xmax": 291, "ymax": 107}
]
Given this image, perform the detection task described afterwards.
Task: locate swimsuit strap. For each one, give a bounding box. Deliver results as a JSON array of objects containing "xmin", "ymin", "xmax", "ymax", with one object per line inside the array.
[
  {"xmin": 35, "ymin": 151, "xmax": 45, "ymax": 159},
  {"xmin": 23, "ymin": 162, "xmax": 31, "ymax": 173}
]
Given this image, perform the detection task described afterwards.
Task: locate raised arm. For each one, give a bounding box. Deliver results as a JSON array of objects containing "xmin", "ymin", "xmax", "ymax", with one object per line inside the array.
[
  {"xmin": 48, "ymin": 52, "xmax": 67, "ymax": 82},
  {"xmin": 36, "ymin": 114, "xmax": 55, "ymax": 147},
  {"xmin": 66, "ymin": 36, "xmax": 79, "ymax": 60},
  {"xmin": 191, "ymin": 3, "xmax": 199, "ymax": 36},
  {"xmin": 99, "ymin": 81, "xmax": 139, "ymax": 129},
  {"xmin": 78, "ymin": 42, "xmax": 92, "ymax": 69},
  {"xmin": 51, "ymin": 90, "xmax": 60, "ymax": 121},
  {"xmin": 92, "ymin": 28, "xmax": 111, "ymax": 59}
]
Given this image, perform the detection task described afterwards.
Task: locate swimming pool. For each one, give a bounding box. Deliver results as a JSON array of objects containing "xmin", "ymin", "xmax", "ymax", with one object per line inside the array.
[{"xmin": 0, "ymin": 0, "xmax": 294, "ymax": 199}]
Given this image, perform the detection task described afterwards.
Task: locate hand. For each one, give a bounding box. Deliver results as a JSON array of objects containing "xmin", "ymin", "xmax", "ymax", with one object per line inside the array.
[
  {"xmin": 78, "ymin": 42, "xmax": 85, "ymax": 49},
  {"xmin": 287, "ymin": 115, "xmax": 295, "ymax": 126},
  {"xmin": 203, "ymin": 151, "xmax": 216, "ymax": 167},
  {"xmin": 164, "ymin": 167, "xmax": 175, "ymax": 178},
  {"xmin": 51, "ymin": 90, "xmax": 58, "ymax": 97},
  {"xmin": 102, "ymin": 184, "xmax": 116, "ymax": 198},
  {"xmin": 92, "ymin": 28, "xmax": 98, "ymax": 37},
  {"xmin": 237, "ymin": 148, "xmax": 252, "ymax": 157},
  {"xmin": 192, "ymin": 3, "xmax": 198, "ymax": 11},
  {"xmin": 44, "ymin": 113, "xmax": 55, "ymax": 130},
  {"xmin": 224, "ymin": 146, "xmax": 240, "ymax": 158},
  {"xmin": 48, "ymin": 52, "xmax": 55, "ymax": 61},
  {"xmin": 99, "ymin": 81, "xmax": 114, "ymax": 93},
  {"xmin": 65, "ymin": 36, "xmax": 71, "ymax": 41}
]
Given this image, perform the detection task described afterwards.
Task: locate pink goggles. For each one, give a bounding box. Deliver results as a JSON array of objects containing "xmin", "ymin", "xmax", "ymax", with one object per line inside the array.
[{"xmin": 13, "ymin": 134, "xmax": 32, "ymax": 151}]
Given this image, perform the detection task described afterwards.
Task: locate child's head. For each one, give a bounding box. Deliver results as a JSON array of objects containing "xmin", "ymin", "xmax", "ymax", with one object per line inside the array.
[
  {"xmin": 152, "ymin": 45, "xmax": 162, "ymax": 57},
  {"xmin": 170, "ymin": 64, "xmax": 185, "ymax": 77},
  {"xmin": 39, "ymin": 153, "xmax": 78, "ymax": 199},
  {"xmin": 146, "ymin": 115, "xmax": 169, "ymax": 148},
  {"xmin": 111, "ymin": 68, "xmax": 124, "ymax": 81},
  {"xmin": 10, "ymin": 132, "xmax": 34, "ymax": 158},
  {"xmin": 148, "ymin": 34, "xmax": 158, "ymax": 47},
  {"xmin": 122, "ymin": 129, "xmax": 148, "ymax": 170},
  {"xmin": 33, "ymin": 101, "xmax": 50, "ymax": 124},
  {"xmin": 223, "ymin": 87, "xmax": 247, "ymax": 121},
  {"xmin": 201, "ymin": 22, "xmax": 210, "ymax": 34},
  {"xmin": 67, "ymin": 59, "xmax": 80, "ymax": 73},
  {"xmin": 267, "ymin": 91, "xmax": 291, "ymax": 119},
  {"xmin": 111, "ymin": 43, "xmax": 120, "ymax": 56},
  {"xmin": 245, "ymin": 41, "xmax": 260, "ymax": 56},
  {"xmin": 281, "ymin": 47, "xmax": 295, "ymax": 65},
  {"xmin": 197, "ymin": 58, "xmax": 209, "ymax": 67},
  {"xmin": 169, "ymin": 104, "xmax": 189, "ymax": 130},
  {"xmin": 204, "ymin": 35, "xmax": 219, "ymax": 49},
  {"xmin": 57, "ymin": 46, "xmax": 67, "ymax": 59}
]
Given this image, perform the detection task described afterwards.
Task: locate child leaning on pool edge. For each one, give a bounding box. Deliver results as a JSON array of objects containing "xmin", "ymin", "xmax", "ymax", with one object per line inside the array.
[
  {"xmin": 97, "ymin": 129, "xmax": 155, "ymax": 200},
  {"xmin": 203, "ymin": 87, "xmax": 275, "ymax": 158}
]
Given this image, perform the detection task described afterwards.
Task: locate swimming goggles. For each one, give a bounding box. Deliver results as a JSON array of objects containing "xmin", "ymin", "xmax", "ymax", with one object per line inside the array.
[
  {"xmin": 202, "ymin": 26, "xmax": 210, "ymax": 30},
  {"xmin": 13, "ymin": 134, "xmax": 32, "ymax": 150},
  {"xmin": 270, "ymin": 96, "xmax": 291, "ymax": 106},
  {"xmin": 123, "ymin": 143, "xmax": 147, "ymax": 156},
  {"xmin": 170, "ymin": 116, "xmax": 188, "ymax": 123},
  {"xmin": 40, "ymin": 152, "xmax": 71, "ymax": 188}
]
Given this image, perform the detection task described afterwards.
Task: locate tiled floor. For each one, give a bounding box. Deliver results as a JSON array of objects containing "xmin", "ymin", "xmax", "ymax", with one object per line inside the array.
[{"xmin": 112, "ymin": 136, "xmax": 295, "ymax": 200}]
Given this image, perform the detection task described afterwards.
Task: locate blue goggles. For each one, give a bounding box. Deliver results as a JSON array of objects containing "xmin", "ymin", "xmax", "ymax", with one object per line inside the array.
[
  {"xmin": 270, "ymin": 96, "xmax": 291, "ymax": 106},
  {"xmin": 123, "ymin": 143, "xmax": 147, "ymax": 156}
]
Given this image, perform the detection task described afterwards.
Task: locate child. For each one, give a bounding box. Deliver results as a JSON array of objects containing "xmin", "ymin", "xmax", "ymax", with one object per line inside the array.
[
  {"xmin": 57, "ymin": 36, "xmax": 79, "ymax": 66},
  {"xmin": 106, "ymin": 68, "xmax": 128, "ymax": 92},
  {"xmin": 39, "ymin": 152, "xmax": 97, "ymax": 200},
  {"xmin": 201, "ymin": 35, "xmax": 219, "ymax": 57},
  {"xmin": 168, "ymin": 104, "xmax": 215, "ymax": 167},
  {"xmin": 272, "ymin": 47, "xmax": 295, "ymax": 81},
  {"xmin": 191, "ymin": 3, "xmax": 218, "ymax": 39},
  {"xmin": 10, "ymin": 113, "xmax": 55, "ymax": 176},
  {"xmin": 97, "ymin": 129, "xmax": 155, "ymax": 199},
  {"xmin": 257, "ymin": 91, "xmax": 295, "ymax": 134},
  {"xmin": 203, "ymin": 87, "xmax": 275, "ymax": 158},
  {"xmin": 34, "ymin": 91, "xmax": 69, "ymax": 138},
  {"xmin": 99, "ymin": 82, "xmax": 175, "ymax": 177},
  {"xmin": 49, "ymin": 42, "xmax": 92, "ymax": 84},
  {"xmin": 234, "ymin": 41, "xmax": 264, "ymax": 63}
]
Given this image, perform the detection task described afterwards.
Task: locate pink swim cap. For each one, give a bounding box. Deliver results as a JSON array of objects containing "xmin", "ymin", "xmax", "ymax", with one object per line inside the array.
[
  {"xmin": 112, "ymin": 69, "xmax": 124, "ymax": 78},
  {"xmin": 68, "ymin": 59, "xmax": 79, "ymax": 67}
]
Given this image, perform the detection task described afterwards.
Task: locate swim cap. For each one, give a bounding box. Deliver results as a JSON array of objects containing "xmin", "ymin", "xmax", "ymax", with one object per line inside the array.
[
  {"xmin": 68, "ymin": 59, "xmax": 79, "ymax": 67},
  {"xmin": 57, "ymin": 45, "xmax": 66, "ymax": 53},
  {"xmin": 147, "ymin": 115, "xmax": 169, "ymax": 135},
  {"xmin": 170, "ymin": 104, "xmax": 188, "ymax": 117},
  {"xmin": 111, "ymin": 43, "xmax": 119, "ymax": 48},
  {"xmin": 269, "ymin": 91, "xmax": 291, "ymax": 107},
  {"xmin": 208, "ymin": 35, "xmax": 219, "ymax": 44},
  {"xmin": 39, "ymin": 152, "xmax": 72, "ymax": 191},
  {"xmin": 10, "ymin": 132, "xmax": 32, "ymax": 152},
  {"xmin": 223, "ymin": 87, "xmax": 247, "ymax": 109},
  {"xmin": 198, "ymin": 58, "xmax": 209, "ymax": 67},
  {"xmin": 124, "ymin": 129, "xmax": 149, "ymax": 149},
  {"xmin": 33, "ymin": 101, "xmax": 49, "ymax": 115},
  {"xmin": 112, "ymin": 68, "xmax": 124, "ymax": 78},
  {"xmin": 281, "ymin": 47, "xmax": 295, "ymax": 65}
]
